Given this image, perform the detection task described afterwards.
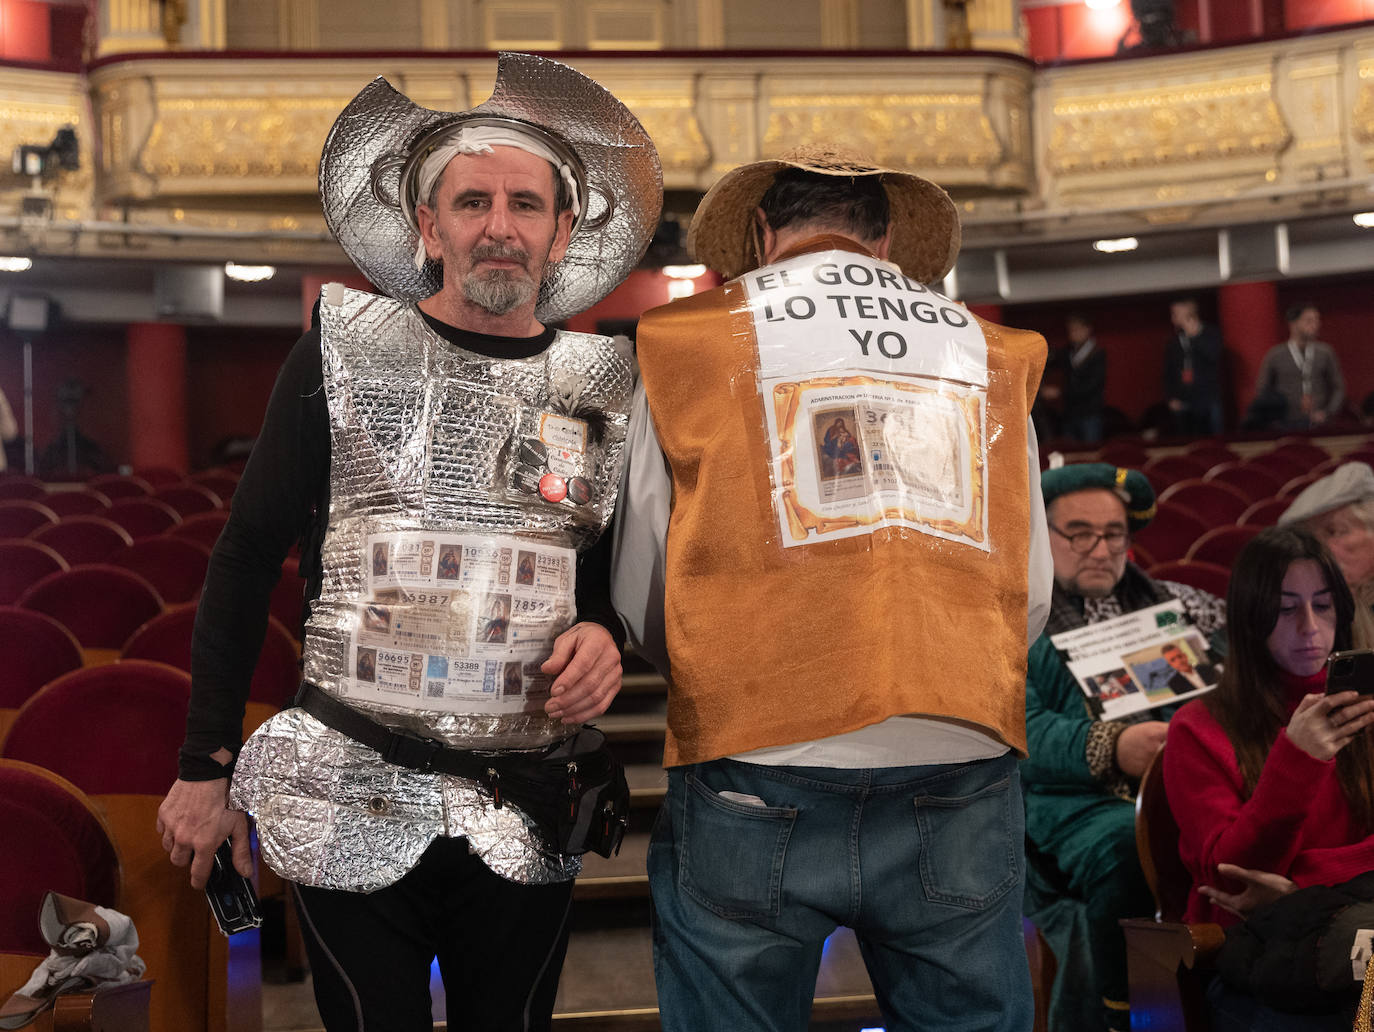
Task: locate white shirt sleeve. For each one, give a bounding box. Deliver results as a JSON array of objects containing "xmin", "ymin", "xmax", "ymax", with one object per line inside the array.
[
  {"xmin": 610, "ymin": 380, "xmax": 672, "ymax": 677},
  {"xmin": 1026, "ymin": 417, "xmax": 1052, "ymax": 643}
]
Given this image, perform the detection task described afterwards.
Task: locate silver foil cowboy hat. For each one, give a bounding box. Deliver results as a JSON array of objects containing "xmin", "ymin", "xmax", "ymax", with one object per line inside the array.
[{"xmin": 319, "ymin": 52, "xmax": 663, "ymax": 322}]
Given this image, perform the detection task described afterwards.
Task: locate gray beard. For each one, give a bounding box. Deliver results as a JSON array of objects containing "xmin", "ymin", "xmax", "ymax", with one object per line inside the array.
[{"xmin": 462, "ymin": 269, "xmax": 537, "ymax": 316}]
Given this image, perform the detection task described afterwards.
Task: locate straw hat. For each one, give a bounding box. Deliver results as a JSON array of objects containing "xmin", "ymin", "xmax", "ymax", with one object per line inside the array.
[
  {"xmin": 318, "ymin": 53, "xmax": 663, "ymax": 322},
  {"xmin": 687, "ymin": 147, "xmax": 961, "ymax": 284}
]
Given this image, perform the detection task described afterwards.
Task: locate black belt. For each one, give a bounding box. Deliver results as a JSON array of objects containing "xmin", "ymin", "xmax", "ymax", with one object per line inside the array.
[
  {"xmin": 294, "ymin": 681, "xmax": 541, "ymax": 780},
  {"xmin": 293, "ymin": 682, "xmax": 629, "ymax": 857}
]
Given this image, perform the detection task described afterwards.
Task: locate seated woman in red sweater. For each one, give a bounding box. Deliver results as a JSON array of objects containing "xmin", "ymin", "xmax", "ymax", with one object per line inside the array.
[{"xmin": 1164, "ymin": 525, "xmax": 1374, "ymax": 929}]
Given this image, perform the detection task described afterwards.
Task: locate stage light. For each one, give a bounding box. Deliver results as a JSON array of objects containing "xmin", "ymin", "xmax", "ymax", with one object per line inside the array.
[
  {"xmin": 224, "ymin": 262, "xmax": 275, "ymax": 282},
  {"xmin": 662, "ymin": 264, "xmax": 707, "ymax": 279},
  {"xmin": 1093, "ymin": 237, "xmax": 1139, "ymax": 253},
  {"xmin": 1086, "ymin": 0, "xmax": 1120, "ymax": 9},
  {"xmin": 0, "ymin": 256, "xmax": 33, "ymax": 272},
  {"xmin": 1354, "ymin": 212, "xmax": 1374, "ymax": 229},
  {"xmin": 667, "ymin": 279, "xmax": 696, "ymax": 299}
]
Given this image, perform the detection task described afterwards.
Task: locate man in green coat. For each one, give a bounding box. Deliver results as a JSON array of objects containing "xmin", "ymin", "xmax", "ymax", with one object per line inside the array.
[{"xmin": 1023, "ymin": 462, "xmax": 1226, "ymax": 1031}]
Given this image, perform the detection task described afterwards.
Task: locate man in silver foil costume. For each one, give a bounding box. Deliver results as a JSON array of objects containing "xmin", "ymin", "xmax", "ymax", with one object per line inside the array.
[{"xmin": 156, "ymin": 53, "xmax": 661, "ymax": 1030}]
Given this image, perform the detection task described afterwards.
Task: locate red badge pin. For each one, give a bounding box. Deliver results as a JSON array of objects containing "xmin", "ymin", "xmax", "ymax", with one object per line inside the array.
[{"xmin": 539, "ymin": 473, "xmax": 568, "ymax": 503}]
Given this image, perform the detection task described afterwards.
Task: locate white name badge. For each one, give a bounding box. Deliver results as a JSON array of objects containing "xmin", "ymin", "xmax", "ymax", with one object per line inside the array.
[{"xmin": 744, "ymin": 250, "xmax": 991, "ymax": 552}]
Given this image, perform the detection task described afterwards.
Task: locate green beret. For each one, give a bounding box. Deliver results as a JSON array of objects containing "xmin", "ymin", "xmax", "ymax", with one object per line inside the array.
[{"xmin": 1041, "ymin": 462, "xmax": 1157, "ymax": 532}]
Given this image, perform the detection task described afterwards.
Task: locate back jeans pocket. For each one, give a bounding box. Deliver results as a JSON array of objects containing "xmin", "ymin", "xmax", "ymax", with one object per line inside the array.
[
  {"xmin": 913, "ymin": 774, "xmax": 1019, "ymax": 910},
  {"xmin": 679, "ymin": 771, "xmax": 797, "ymax": 920}
]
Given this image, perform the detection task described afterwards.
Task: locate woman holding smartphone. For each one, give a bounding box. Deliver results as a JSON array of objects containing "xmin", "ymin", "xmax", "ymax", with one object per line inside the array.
[{"xmin": 1163, "ymin": 526, "xmax": 1374, "ymax": 930}]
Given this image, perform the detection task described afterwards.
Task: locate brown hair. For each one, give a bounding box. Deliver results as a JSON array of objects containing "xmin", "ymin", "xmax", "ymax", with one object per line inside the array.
[{"xmin": 1205, "ymin": 526, "xmax": 1374, "ymax": 831}]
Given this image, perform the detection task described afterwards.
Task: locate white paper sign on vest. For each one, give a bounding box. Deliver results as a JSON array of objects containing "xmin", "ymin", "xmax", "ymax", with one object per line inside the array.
[{"xmin": 743, "ymin": 249, "xmax": 991, "ymax": 552}]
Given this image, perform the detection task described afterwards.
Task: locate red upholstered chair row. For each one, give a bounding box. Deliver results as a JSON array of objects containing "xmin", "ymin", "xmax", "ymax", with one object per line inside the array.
[
  {"xmin": 85, "ymin": 473, "xmax": 153, "ymax": 499},
  {"xmin": 16, "ymin": 565, "xmax": 163, "ymax": 649},
  {"xmin": 0, "ymin": 499, "xmax": 58, "ymax": 539},
  {"xmin": 0, "ymin": 662, "xmax": 255, "ymax": 1032},
  {"xmin": 1132, "ymin": 505, "xmax": 1209, "ymax": 564},
  {"xmin": 1179, "ymin": 442, "xmax": 1238, "ymax": 471},
  {"xmin": 0, "ymin": 607, "xmax": 83, "ymax": 741},
  {"xmin": 110, "ymin": 537, "xmax": 211, "ymax": 604},
  {"xmin": 42, "ymin": 487, "xmax": 113, "ymax": 517},
  {"xmin": 0, "ymin": 759, "xmax": 122, "ymax": 957},
  {"xmin": 189, "ymin": 469, "xmax": 239, "ymax": 502},
  {"xmin": 168, "ymin": 509, "xmax": 230, "ymax": 549},
  {"xmin": 1156, "ymin": 480, "xmax": 1250, "ymax": 527},
  {"xmin": 123, "ymin": 603, "xmax": 300, "ymax": 710},
  {"xmin": 0, "ymin": 476, "xmax": 46, "ymax": 501},
  {"xmin": 1140, "ymin": 454, "xmax": 1210, "ymax": 491},
  {"xmin": 1202, "ymin": 462, "xmax": 1283, "ymax": 502},
  {"xmin": 131, "ymin": 466, "xmax": 182, "ymax": 488},
  {"xmin": 2, "ymin": 659, "xmax": 188, "ymax": 796},
  {"xmin": 1238, "ymin": 497, "xmax": 1290, "ymax": 526},
  {"xmin": 29, "ymin": 515, "xmax": 132, "ymax": 564},
  {"xmin": 0, "ymin": 540, "xmax": 67, "ymax": 605},
  {"xmin": 1187, "ymin": 525, "xmax": 1263, "ymax": 565},
  {"xmin": 155, "ymin": 483, "xmax": 221, "ymax": 517}
]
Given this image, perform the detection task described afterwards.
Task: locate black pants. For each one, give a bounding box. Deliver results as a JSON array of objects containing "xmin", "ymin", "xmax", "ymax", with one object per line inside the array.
[{"xmin": 293, "ymin": 837, "xmax": 574, "ymax": 1031}]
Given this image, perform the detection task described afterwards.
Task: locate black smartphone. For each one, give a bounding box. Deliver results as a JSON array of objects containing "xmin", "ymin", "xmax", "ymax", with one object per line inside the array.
[
  {"xmin": 205, "ymin": 839, "xmax": 262, "ymax": 936},
  {"xmin": 1326, "ymin": 649, "xmax": 1374, "ymax": 695}
]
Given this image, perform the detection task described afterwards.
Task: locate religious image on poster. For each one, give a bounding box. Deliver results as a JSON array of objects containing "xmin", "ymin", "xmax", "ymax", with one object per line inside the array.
[
  {"xmin": 743, "ymin": 249, "xmax": 991, "ymax": 552},
  {"xmin": 339, "ymin": 530, "xmax": 575, "ymax": 715},
  {"xmin": 1049, "ymin": 600, "xmax": 1222, "ymax": 719}
]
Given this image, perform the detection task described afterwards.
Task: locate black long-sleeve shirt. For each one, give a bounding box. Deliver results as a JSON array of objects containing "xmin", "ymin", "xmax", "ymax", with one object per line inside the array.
[{"xmin": 179, "ymin": 312, "xmax": 625, "ymax": 781}]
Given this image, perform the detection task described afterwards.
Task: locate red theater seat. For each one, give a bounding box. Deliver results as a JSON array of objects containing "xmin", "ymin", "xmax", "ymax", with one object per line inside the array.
[
  {"xmin": 1181, "ymin": 442, "xmax": 1236, "ymax": 470},
  {"xmin": 1185, "ymin": 524, "xmax": 1263, "ymax": 566},
  {"xmin": 17, "ymin": 565, "xmax": 163, "ymax": 649},
  {"xmin": 0, "ymin": 540, "xmax": 68, "ymax": 605},
  {"xmin": 167, "ymin": 509, "xmax": 230, "ymax": 550},
  {"xmin": 0, "ymin": 760, "xmax": 121, "ymax": 957},
  {"xmin": 1338, "ymin": 448, "xmax": 1374, "ymax": 469},
  {"xmin": 40, "ymin": 487, "xmax": 113, "ymax": 517},
  {"xmin": 29, "ymin": 515, "xmax": 133, "ymax": 565},
  {"xmin": 1132, "ymin": 504, "xmax": 1208, "ymax": 564},
  {"xmin": 104, "ymin": 497, "xmax": 182, "ymax": 539},
  {"xmin": 1140, "ymin": 455, "xmax": 1210, "ymax": 491},
  {"xmin": 85, "ymin": 474, "xmax": 153, "ymax": 500},
  {"xmin": 0, "ymin": 607, "xmax": 83, "ymax": 740},
  {"xmin": 123, "ymin": 603, "xmax": 300, "ymax": 711},
  {"xmin": 2, "ymin": 660, "xmax": 188, "ymax": 795},
  {"xmin": 1239, "ymin": 497, "xmax": 1291, "ymax": 526},
  {"xmin": 0, "ymin": 499, "xmax": 59, "ymax": 540},
  {"xmin": 153, "ymin": 482, "xmax": 222, "ymax": 517},
  {"xmin": 1270, "ymin": 437, "xmax": 1331, "ymax": 466},
  {"xmin": 1277, "ymin": 473, "xmax": 1322, "ymax": 500},
  {"xmin": 189, "ymin": 469, "xmax": 239, "ymax": 502},
  {"xmin": 1245, "ymin": 451, "xmax": 1313, "ymax": 485},
  {"xmin": 0, "ymin": 476, "xmax": 46, "ymax": 501},
  {"xmin": 1202, "ymin": 462, "xmax": 1284, "ymax": 503},
  {"xmin": 1096, "ymin": 442, "xmax": 1151, "ymax": 469},
  {"xmin": 131, "ymin": 466, "xmax": 183, "ymax": 487},
  {"xmin": 1, "ymin": 662, "xmax": 251, "ymax": 1032},
  {"xmin": 1146, "ymin": 560, "xmax": 1230, "ymax": 599},
  {"xmin": 1157, "ymin": 480, "xmax": 1250, "ymax": 527},
  {"xmin": 110, "ymin": 537, "xmax": 211, "ymax": 604}
]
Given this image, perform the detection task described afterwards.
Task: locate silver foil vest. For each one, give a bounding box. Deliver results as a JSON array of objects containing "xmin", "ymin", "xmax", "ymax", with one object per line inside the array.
[{"xmin": 231, "ymin": 286, "xmax": 633, "ymax": 891}]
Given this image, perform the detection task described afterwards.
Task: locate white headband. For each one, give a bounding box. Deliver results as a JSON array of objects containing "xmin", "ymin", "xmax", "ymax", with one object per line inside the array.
[{"xmin": 412, "ymin": 125, "xmax": 582, "ymax": 270}]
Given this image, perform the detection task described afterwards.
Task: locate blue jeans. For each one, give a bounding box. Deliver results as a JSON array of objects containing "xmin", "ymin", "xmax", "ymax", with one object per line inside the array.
[{"xmin": 648, "ymin": 753, "xmax": 1032, "ymax": 1032}]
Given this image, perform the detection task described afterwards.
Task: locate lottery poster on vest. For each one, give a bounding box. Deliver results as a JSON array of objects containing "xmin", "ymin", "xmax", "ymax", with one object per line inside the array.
[{"xmin": 743, "ymin": 250, "xmax": 991, "ymax": 552}]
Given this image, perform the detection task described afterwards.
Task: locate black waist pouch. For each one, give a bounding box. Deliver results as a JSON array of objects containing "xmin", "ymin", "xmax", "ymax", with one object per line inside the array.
[{"xmin": 295, "ymin": 682, "xmax": 629, "ymax": 858}]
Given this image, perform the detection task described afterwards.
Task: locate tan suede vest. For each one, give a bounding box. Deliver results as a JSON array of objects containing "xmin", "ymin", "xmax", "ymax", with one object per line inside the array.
[{"xmin": 638, "ymin": 237, "xmax": 1046, "ymax": 766}]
